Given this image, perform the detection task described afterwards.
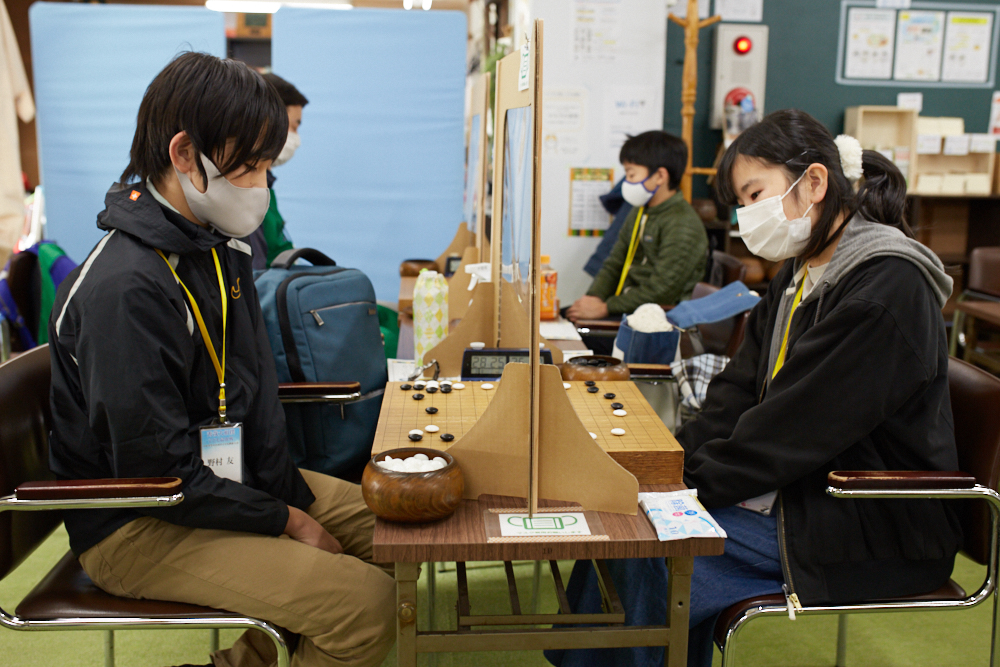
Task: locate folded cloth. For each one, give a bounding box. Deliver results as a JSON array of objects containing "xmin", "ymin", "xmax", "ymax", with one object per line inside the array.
[
  {"xmin": 670, "ymin": 353, "xmax": 730, "ymax": 412},
  {"xmin": 666, "ymin": 280, "xmax": 759, "ymax": 329}
]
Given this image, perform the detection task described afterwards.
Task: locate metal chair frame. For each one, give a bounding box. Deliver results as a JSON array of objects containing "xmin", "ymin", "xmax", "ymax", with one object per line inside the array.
[
  {"xmin": 718, "ymin": 484, "xmax": 1000, "ymax": 667},
  {"xmin": 0, "ymin": 492, "xmax": 292, "ymax": 667}
]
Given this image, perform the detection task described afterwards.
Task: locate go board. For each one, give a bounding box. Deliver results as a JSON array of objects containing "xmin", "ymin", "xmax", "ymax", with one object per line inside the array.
[{"xmin": 372, "ymin": 379, "xmax": 683, "ymax": 485}]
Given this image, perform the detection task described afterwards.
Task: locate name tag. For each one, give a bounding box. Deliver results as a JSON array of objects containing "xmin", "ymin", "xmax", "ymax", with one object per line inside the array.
[{"xmin": 200, "ymin": 423, "xmax": 243, "ymax": 483}]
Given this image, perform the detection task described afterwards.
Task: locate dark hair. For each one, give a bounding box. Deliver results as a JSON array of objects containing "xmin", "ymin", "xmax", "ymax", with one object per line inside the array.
[
  {"xmin": 263, "ymin": 72, "xmax": 309, "ymax": 108},
  {"xmin": 120, "ymin": 52, "xmax": 287, "ymax": 185},
  {"xmin": 717, "ymin": 109, "xmax": 912, "ymax": 261},
  {"xmin": 619, "ymin": 131, "xmax": 687, "ymax": 191}
]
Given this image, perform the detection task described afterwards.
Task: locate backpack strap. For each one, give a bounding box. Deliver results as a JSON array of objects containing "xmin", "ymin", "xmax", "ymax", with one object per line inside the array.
[{"xmin": 0, "ymin": 266, "xmax": 37, "ymax": 350}]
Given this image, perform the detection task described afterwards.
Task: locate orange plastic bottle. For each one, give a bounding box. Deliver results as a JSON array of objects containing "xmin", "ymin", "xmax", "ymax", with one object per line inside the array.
[{"xmin": 539, "ymin": 255, "xmax": 558, "ymax": 320}]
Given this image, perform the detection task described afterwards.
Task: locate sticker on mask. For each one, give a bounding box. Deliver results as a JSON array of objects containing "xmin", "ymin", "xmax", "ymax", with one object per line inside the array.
[{"xmin": 200, "ymin": 422, "xmax": 243, "ymax": 483}]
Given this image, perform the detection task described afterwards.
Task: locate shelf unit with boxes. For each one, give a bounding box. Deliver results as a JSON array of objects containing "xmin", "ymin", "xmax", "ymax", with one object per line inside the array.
[
  {"xmin": 844, "ymin": 106, "xmax": 917, "ymax": 186},
  {"xmin": 911, "ymin": 117, "xmax": 995, "ymax": 197}
]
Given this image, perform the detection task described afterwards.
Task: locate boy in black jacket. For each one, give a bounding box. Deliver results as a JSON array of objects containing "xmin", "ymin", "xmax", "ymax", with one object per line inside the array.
[{"xmin": 48, "ymin": 53, "xmax": 394, "ymax": 667}]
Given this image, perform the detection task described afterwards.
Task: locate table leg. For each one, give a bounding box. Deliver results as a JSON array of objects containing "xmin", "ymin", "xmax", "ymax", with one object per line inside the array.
[
  {"xmin": 666, "ymin": 556, "xmax": 693, "ymax": 667},
  {"xmin": 427, "ymin": 561, "xmax": 437, "ymax": 630},
  {"xmin": 396, "ymin": 562, "xmax": 420, "ymax": 667}
]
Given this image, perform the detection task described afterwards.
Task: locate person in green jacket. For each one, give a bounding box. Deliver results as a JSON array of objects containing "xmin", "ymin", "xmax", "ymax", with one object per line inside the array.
[
  {"xmin": 247, "ymin": 73, "xmax": 307, "ymax": 269},
  {"xmin": 566, "ymin": 131, "xmax": 708, "ymax": 323}
]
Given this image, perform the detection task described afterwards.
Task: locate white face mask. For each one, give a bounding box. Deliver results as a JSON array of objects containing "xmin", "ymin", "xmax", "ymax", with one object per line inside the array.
[
  {"xmin": 175, "ymin": 152, "xmax": 270, "ymax": 238},
  {"xmin": 272, "ymin": 130, "xmax": 301, "ymax": 167},
  {"xmin": 621, "ymin": 175, "xmax": 657, "ymax": 207},
  {"xmin": 736, "ymin": 172, "xmax": 815, "ymax": 262}
]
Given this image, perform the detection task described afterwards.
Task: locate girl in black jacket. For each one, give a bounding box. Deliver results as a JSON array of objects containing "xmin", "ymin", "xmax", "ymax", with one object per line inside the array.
[{"xmin": 547, "ymin": 109, "xmax": 962, "ymax": 667}]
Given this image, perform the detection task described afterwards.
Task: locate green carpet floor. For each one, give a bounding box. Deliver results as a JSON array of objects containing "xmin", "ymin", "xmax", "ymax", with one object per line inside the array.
[{"xmin": 0, "ymin": 525, "xmax": 992, "ymax": 666}]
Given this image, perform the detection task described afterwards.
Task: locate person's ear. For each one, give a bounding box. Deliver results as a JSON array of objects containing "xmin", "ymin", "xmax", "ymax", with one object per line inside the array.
[
  {"xmin": 656, "ymin": 166, "xmax": 671, "ymax": 190},
  {"xmin": 804, "ymin": 162, "xmax": 829, "ymax": 203},
  {"xmin": 168, "ymin": 131, "xmax": 206, "ymax": 193}
]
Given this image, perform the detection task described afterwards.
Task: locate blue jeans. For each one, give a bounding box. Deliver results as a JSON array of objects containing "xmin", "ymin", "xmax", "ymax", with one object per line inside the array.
[{"xmin": 544, "ymin": 506, "xmax": 785, "ymax": 667}]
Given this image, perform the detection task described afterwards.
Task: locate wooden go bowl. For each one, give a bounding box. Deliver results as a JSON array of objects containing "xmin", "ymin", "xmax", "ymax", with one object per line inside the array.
[
  {"xmin": 557, "ymin": 355, "xmax": 631, "ymax": 382},
  {"xmin": 361, "ymin": 448, "xmax": 465, "ymax": 523}
]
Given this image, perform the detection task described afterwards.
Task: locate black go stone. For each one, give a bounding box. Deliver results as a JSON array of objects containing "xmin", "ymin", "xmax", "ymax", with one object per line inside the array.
[
  {"xmin": 412, "ymin": 393, "xmax": 425, "ymax": 401},
  {"xmin": 585, "ymin": 381, "xmax": 596, "ymax": 386},
  {"xmin": 426, "ymin": 386, "xmax": 438, "ymax": 394},
  {"xmin": 587, "ymin": 386, "xmax": 600, "ymax": 394},
  {"xmin": 604, "ymin": 393, "xmax": 616, "ymax": 399},
  {"xmin": 611, "ymin": 402, "xmax": 624, "ymax": 410},
  {"xmin": 413, "ymin": 382, "xmax": 426, "ymax": 390},
  {"xmin": 425, "ymin": 406, "xmax": 439, "ymax": 414},
  {"xmin": 408, "ymin": 433, "xmax": 423, "ymax": 442},
  {"xmin": 440, "ymin": 433, "xmax": 455, "ymax": 442},
  {"xmin": 441, "ymin": 385, "xmax": 453, "ymax": 393},
  {"xmin": 400, "ymin": 384, "xmax": 412, "ymax": 390}
]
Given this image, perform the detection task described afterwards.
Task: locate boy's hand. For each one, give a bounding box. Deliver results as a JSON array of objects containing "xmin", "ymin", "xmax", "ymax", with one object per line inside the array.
[
  {"xmin": 566, "ymin": 296, "xmax": 609, "ymax": 322},
  {"xmin": 284, "ymin": 506, "xmax": 344, "ymax": 556}
]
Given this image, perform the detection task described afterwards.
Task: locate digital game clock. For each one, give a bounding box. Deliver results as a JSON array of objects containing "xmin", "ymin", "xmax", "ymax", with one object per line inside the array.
[{"xmin": 461, "ymin": 347, "xmax": 554, "ymax": 381}]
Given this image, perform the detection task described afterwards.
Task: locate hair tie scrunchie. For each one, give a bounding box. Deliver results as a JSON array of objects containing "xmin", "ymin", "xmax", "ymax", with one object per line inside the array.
[{"xmin": 834, "ymin": 134, "xmax": 864, "ymax": 182}]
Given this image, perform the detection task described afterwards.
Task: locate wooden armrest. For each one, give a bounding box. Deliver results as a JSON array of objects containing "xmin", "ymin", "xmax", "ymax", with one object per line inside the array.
[
  {"xmin": 278, "ymin": 382, "xmax": 361, "ymax": 398},
  {"xmin": 828, "ymin": 471, "xmax": 977, "ymax": 491},
  {"xmin": 627, "ymin": 363, "xmax": 674, "ymax": 378},
  {"xmin": 15, "ymin": 478, "xmax": 182, "ymax": 501},
  {"xmin": 574, "ymin": 319, "xmax": 622, "ymax": 331}
]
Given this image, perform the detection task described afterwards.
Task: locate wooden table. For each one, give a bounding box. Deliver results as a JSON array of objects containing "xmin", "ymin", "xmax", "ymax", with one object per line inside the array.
[
  {"xmin": 396, "ymin": 313, "xmax": 588, "ymax": 361},
  {"xmin": 373, "ymin": 489, "xmax": 724, "ymax": 667}
]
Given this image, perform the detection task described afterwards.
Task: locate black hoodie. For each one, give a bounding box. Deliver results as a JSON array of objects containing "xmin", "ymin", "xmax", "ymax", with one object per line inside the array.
[
  {"xmin": 678, "ymin": 217, "xmax": 963, "ymax": 606},
  {"xmin": 49, "ymin": 182, "xmax": 315, "ymax": 556}
]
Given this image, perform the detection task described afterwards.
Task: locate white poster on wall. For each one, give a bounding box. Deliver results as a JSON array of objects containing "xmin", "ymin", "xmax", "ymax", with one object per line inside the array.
[
  {"xmin": 893, "ymin": 10, "xmax": 945, "ymax": 81},
  {"xmin": 715, "ymin": 0, "xmax": 763, "ymax": 22},
  {"xmin": 671, "ymin": 0, "xmax": 710, "ymax": 19},
  {"xmin": 543, "ymin": 87, "xmax": 587, "ymax": 157},
  {"xmin": 604, "ymin": 85, "xmax": 660, "ymax": 150},
  {"xmin": 941, "ymin": 12, "xmax": 993, "ymax": 83},
  {"xmin": 844, "ymin": 8, "xmax": 896, "ymax": 80},
  {"xmin": 573, "ymin": 0, "xmax": 621, "ymax": 61}
]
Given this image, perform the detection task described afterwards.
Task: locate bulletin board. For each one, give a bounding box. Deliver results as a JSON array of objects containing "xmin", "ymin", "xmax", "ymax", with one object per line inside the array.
[
  {"xmin": 29, "ymin": 3, "xmax": 225, "ymax": 264},
  {"xmin": 836, "ymin": 1, "xmax": 1000, "ymax": 87},
  {"xmin": 271, "ymin": 8, "xmax": 467, "ymax": 301}
]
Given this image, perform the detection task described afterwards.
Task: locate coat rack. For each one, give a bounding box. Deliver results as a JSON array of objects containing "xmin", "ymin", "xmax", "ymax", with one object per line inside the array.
[{"xmin": 669, "ymin": 0, "xmax": 721, "ymax": 202}]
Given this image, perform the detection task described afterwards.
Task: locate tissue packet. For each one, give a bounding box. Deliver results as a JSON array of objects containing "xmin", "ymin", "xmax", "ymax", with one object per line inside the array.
[{"xmin": 639, "ymin": 489, "xmax": 727, "ymax": 541}]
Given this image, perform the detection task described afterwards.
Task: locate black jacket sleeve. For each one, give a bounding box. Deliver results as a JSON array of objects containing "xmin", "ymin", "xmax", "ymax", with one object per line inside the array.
[
  {"xmin": 76, "ymin": 273, "xmax": 290, "ymax": 536},
  {"xmin": 240, "ymin": 276, "xmax": 315, "ymax": 510},
  {"xmin": 675, "ymin": 276, "xmax": 777, "ymax": 457},
  {"xmin": 683, "ymin": 276, "xmax": 940, "ymax": 508}
]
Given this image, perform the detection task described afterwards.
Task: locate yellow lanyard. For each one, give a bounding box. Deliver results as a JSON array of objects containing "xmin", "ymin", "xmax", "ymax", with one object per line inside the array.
[
  {"xmin": 155, "ymin": 248, "xmax": 229, "ymax": 422},
  {"xmin": 615, "ymin": 206, "xmax": 646, "ymax": 296},
  {"xmin": 772, "ymin": 277, "xmax": 806, "ymax": 379}
]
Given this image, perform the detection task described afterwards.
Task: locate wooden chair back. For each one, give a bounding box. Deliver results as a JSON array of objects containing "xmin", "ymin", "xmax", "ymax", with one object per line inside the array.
[{"xmin": 968, "ymin": 247, "xmax": 1000, "ymax": 299}]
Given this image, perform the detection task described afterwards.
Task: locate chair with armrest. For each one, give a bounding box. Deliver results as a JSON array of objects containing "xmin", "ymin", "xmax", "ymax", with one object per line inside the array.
[
  {"xmin": 952, "ymin": 247, "xmax": 1000, "ymax": 368},
  {"xmin": 714, "ymin": 356, "xmax": 1000, "ymax": 667},
  {"xmin": 0, "ymin": 346, "xmax": 293, "ymax": 667},
  {"xmin": 709, "ymin": 251, "xmax": 748, "ymax": 288}
]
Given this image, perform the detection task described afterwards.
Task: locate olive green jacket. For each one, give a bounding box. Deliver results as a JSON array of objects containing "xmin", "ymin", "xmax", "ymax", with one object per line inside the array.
[{"xmin": 587, "ymin": 192, "xmax": 708, "ymax": 315}]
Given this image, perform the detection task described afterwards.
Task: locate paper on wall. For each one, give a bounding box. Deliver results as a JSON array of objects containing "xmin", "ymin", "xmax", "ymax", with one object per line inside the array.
[
  {"xmin": 569, "ymin": 167, "xmax": 614, "ymax": 234},
  {"xmin": 573, "ymin": 0, "xmax": 620, "ymax": 62},
  {"xmin": 543, "ymin": 88, "xmax": 587, "ymax": 158},
  {"xmin": 671, "ymin": 0, "xmax": 710, "ymax": 19},
  {"xmin": 605, "ymin": 85, "xmax": 660, "ymax": 151},
  {"xmin": 990, "ymin": 91, "xmax": 1000, "ymax": 135},
  {"xmin": 894, "ymin": 10, "xmax": 945, "ymax": 82},
  {"xmin": 876, "ymin": 0, "xmax": 910, "ymax": 8},
  {"xmin": 844, "ymin": 8, "xmax": 896, "ymax": 80},
  {"xmin": 942, "ymin": 12, "xmax": 993, "ymax": 84},
  {"xmin": 896, "ymin": 92, "xmax": 923, "ymax": 111},
  {"xmin": 715, "ymin": 0, "xmax": 762, "ymax": 23}
]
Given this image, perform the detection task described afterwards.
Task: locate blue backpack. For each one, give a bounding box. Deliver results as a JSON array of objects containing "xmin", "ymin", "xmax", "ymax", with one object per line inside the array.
[{"xmin": 255, "ymin": 248, "xmax": 387, "ymax": 479}]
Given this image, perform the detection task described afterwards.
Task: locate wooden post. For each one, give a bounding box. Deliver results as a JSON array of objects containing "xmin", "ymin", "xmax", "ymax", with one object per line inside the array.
[{"xmin": 668, "ymin": 0, "xmax": 721, "ymax": 202}]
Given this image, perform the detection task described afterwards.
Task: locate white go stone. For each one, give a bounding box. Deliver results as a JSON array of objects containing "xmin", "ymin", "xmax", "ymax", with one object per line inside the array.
[
  {"xmin": 408, "ymin": 429, "xmax": 423, "ymax": 436},
  {"xmin": 432, "ymin": 457, "xmax": 448, "ymax": 466},
  {"xmin": 611, "ymin": 428, "xmax": 626, "ymax": 436},
  {"xmin": 590, "ymin": 432, "xmax": 597, "ymax": 439},
  {"xmin": 564, "ymin": 383, "xmax": 571, "ymax": 389},
  {"xmin": 427, "ymin": 380, "xmax": 440, "ymax": 388},
  {"xmin": 613, "ymin": 409, "xmax": 628, "ymax": 417},
  {"xmin": 413, "ymin": 453, "xmax": 429, "ymax": 461},
  {"xmin": 425, "ymin": 425, "xmax": 440, "ymax": 433},
  {"xmin": 481, "ymin": 383, "xmax": 494, "ymax": 390},
  {"xmin": 453, "ymin": 383, "xmax": 466, "ymax": 390},
  {"xmin": 440, "ymin": 380, "xmax": 453, "ymax": 386}
]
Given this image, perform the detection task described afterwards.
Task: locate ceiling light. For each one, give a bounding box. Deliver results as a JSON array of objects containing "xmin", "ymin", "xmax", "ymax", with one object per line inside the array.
[{"xmin": 206, "ymin": 0, "xmax": 281, "ymax": 12}]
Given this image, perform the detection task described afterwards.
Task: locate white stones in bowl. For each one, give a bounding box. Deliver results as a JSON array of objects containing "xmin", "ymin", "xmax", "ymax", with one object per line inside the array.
[{"xmin": 378, "ymin": 455, "xmax": 449, "ymax": 473}]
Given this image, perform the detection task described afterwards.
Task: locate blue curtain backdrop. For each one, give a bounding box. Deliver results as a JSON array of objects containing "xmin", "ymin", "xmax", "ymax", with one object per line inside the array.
[
  {"xmin": 271, "ymin": 8, "xmax": 466, "ymax": 301},
  {"xmin": 30, "ymin": 3, "xmax": 225, "ymax": 263}
]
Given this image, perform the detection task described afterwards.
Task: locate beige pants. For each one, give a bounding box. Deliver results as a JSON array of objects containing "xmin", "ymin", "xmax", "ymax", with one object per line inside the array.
[{"xmin": 79, "ymin": 469, "xmax": 396, "ymax": 667}]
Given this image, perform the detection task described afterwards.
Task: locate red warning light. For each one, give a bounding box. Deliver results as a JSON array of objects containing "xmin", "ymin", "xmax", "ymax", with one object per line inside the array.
[{"xmin": 734, "ymin": 36, "xmax": 753, "ymax": 55}]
